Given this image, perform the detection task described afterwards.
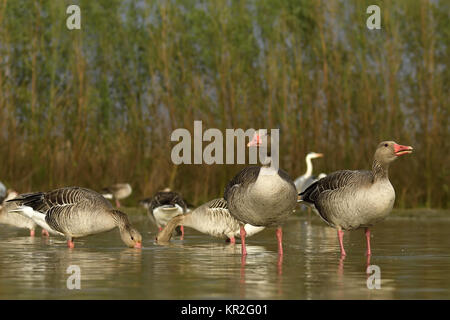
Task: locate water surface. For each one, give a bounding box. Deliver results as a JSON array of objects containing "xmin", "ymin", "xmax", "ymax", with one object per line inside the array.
[{"xmin": 0, "ymin": 211, "xmax": 449, "ymax": 299}]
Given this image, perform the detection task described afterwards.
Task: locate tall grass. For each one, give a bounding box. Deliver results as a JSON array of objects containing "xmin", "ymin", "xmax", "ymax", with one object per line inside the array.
[{"xmin": 0, "ymin": 0, "xmax": 448, "ymax": 208}]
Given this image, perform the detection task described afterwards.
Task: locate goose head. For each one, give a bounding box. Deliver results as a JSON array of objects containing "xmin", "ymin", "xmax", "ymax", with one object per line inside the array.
[
  {"xmin": 247, "ymin": 129, "xmax": 273, "ymax": 166},
  {"xmin": 247, "ymin": 129, "xmax": 270, "ymax": 148},
  {"xmin": 374, "ymin": 141, "xmax": 413, "ymax": 164},
  {"xmin": 120, "ymin": 226, "xmax": 143, "ymax": 248},
  {"xmin": 306, "ymin": 152, "xmax": 324, "ymax": 160}
]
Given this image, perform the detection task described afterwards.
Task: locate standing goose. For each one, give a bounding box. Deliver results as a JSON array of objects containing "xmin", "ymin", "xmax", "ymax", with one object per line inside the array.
[
  {"xmin": 156, "ymin": 198, "xmax": 265, "ymax": 243},
  {"xmin": 143, "ymin": 188, "xmax": 187, "ymax": 236},
  {"xmin": 224, "ymin": 129, "xmax": 298, "ymax": 256},
  {"xmin": 7, "ymin": 187, "xmax": 142, "ymax": 248},
  {"xmin": 294, "ymin": 152, "xmax": 324, "ymax": 193},
  {"xmin": 299, "ymin": 141, "xmax": 413, "ymax": 256},
  {"xmin": 101, "ymin": 183, "xmax": 132, "ymax": 208}
]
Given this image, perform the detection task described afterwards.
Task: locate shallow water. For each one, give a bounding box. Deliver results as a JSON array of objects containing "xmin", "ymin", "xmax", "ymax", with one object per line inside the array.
[{"xmin": 0, "ymin": 211, "xmax": 449, "ymax": 299}]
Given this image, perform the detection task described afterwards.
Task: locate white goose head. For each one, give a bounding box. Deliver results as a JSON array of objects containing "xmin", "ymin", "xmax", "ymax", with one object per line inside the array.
[{"xmin": 306, "ymin": 152, "xmax": 324, "ymax": 161}]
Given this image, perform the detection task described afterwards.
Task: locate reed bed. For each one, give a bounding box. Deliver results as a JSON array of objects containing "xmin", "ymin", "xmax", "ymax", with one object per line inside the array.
[{"xmin": 0, "ymin": 0, "xmax": 448, "ymax": 208}]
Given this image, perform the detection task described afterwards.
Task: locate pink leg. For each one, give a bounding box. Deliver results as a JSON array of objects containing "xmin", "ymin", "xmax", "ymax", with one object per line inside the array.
[
  {"xmin": 42, "ymin": 229, "xmax": 50, "ymax": 237},
  {"xmin": 115, "ymin": 199, "xmax": 121, "ymax": 208},
  {"xmin": 240, "ymin": 225, "xmax": 247, "ymax": 256},
  {"xmin": 277, "ymin": 253, "xmax": 283, "ymax": 275},
  {"xmin": 158, "ymin": 227, "xmax": 162, "ymax": 232},
  {"xmin": 276, "ymin": 227, "xmax": 283, "ymax": 255},
  {"xmin": 67, "ymin": 239, "xmax": 75, "ymax": 248},
  {"xmin": 337, "ymin": 229, "xmax": 346, "ymax": 256},
  {"xmin": 30, "ymin": 229, "xmax": 35, "ymax": 237},
  {"xmin": 365, "ymin": 227, "xmax": 372, "ymax": 256},
  {"xmin": 229, "ymin": 236, "xmax": 236, "ymax": 244},
  {"xmin": 180, "ymin": 225, "xmax": 184, "ymax": 237}
]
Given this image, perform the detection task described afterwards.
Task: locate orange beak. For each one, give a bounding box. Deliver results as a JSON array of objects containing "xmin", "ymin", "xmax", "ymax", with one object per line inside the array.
[
  {"xmin": 247, "ymin": 134, "xmax": 261, "ymax": 147},
  {"xmin": 394, "ymin": 144, "xmax": 413, "ymax": 156}
]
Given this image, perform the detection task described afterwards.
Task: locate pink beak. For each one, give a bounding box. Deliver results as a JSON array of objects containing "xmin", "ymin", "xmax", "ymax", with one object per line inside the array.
[
  {"xmin": 394, "ymin": 143, "xmax": 413, "ymax": 156},
  {"xmin": 134, "ymin": 242, "xmax": 142, "ymax": 249},
  {"xmin": 247, "ymin": 134, "xmax": 260, "ymax": 147}
]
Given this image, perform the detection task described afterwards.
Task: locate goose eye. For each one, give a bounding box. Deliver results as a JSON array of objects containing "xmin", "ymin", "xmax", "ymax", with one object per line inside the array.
[
  {"xmin": 131, "ymin": 236, "xmax": 134, "ymax": 240},
  {"xmin": 384, "ymin": 143, "xmax": 388, "ymax": 147}
]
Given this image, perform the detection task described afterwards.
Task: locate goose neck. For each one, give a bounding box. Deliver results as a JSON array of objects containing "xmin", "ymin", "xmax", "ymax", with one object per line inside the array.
[
  {"xmin": 111, "ymin": 210, "xmax": 131, "ymax": 230},
  {"xmin": 305, "ymin": 155, "xmax": 313, "ymax": 177},
  {"xmin": 371, "ymin": 159, "xmax": 389, "ymax": 181}
]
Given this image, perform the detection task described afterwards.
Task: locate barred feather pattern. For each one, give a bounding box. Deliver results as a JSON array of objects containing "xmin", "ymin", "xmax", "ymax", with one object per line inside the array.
[
  {"xmin": 8, "ymin": 187, "xmax": 123, "ymax": 237},
  {"xmin": 299, "ymin": 160, "xmax": 395, "ymax": 230},
  {"xmin": 156, "ymin": 198, "xmax": 265, "ymax": 243}
]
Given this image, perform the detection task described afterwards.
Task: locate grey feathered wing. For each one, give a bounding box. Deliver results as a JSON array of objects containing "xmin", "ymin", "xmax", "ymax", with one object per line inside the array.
[
  {"xmin": 300, "ymin": 170, "xmax": 372, "ymax": 225},
  {"xmin": 8, "ymin": 187, "xmax": 104, "ymax": 234}
]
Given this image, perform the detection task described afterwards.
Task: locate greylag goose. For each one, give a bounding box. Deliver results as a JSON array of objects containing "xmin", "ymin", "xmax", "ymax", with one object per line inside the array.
[
  {"xmin": 299, "ymin": 141, "xmax": 413, "ymax": 256},
  {"xmin": 0, "ymin": 189, "xmax": 47, "ymax": 236},
  {"xmin": 294, "ymin": 152, "xmax": 324, "ymax": 193},
  {"xmin": 101, "ymin": 183, "xmax": 132, "ymax": 208},
  {"xmin": 156, "ymin": 198, "xmax": 265, "ymax": 243},
  {"xmin": 224, "ymin": 129, "xmax": 298, "ymax": 256},
  {"xmin": 0, "ymin": 182, "xmax": 6, "ymax": 203},
  {"xmin": 143, "ymin": 188, "xmax": 187, "ymax": 236},
  {"xmin": 7, "ymin": 187, "xmax": 142, "ymax": 248}
]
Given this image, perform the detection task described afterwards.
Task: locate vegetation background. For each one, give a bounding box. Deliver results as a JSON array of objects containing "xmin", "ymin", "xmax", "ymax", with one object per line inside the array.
[{"xmin": 0, "ymin": 0, "xmax": 448, "ymax": 208}]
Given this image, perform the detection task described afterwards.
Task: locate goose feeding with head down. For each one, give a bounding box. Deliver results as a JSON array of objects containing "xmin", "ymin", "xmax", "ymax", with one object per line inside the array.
[
  {"xmin": 156, "ymin": 198, "xmax": 265, "ymax": 243},
  {"xmin": 299, "ymin": 141, "xmax": 413, "ymax": 256},
  {"xmin": 7, "ymin": 187, "xmax": 142, "ymax": 248},
  {"xmin": 143, "ymin": 188, "xmax": 187, "ymax": 237},
  {"xmin": 101, "ymin": 183, "xmax": 132, "ymax": 208},
  {"xmin": 294, "ymin": 152, "xmax": 324, "ymax": 193},
  {"xmin": 224, "ymin": 129, "xmax": 298, "ymax": 256}
]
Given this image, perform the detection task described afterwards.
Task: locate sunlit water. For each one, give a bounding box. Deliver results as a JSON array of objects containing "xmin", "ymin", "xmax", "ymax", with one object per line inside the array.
[{"xmin": 0, "ymin": 210, "xmax": 449, "ymax": 299}]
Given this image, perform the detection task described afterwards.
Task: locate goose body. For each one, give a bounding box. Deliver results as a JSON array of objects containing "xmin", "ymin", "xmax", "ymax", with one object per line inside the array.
[
  {"xmin": 0, "ymin": 190, "xmax": 39, "ymax": 236},
  {"xmin": 157, "ymin": 198, "xmax": 265, "ymax": 243},
  {"xmin": 142, "ymin": 189, "xmax": 187, "ymax": 236},
  {"xmin": 300, "ymin": 141, "xmax": 413, "ymax": 256},
  {"xmin": 101, "ymin": 183, "xmax": 132, "ymax": 208},
  {"xmin": 225, "ymin": 166, "xmax": 297, "ymax": 227},
  {"xmin": 7, "ymin": 187, "xmax": 142, "ymax": 248},
  {"xmin": 302, "ymin": 170, "xmax": 395, "ymax": 230},
  {"xmin": 224, "ymin": 130, "xmax": 298, "ymax": 256}
]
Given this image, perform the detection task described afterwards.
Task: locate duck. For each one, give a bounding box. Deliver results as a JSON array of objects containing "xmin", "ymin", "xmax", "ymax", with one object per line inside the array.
[
  {"xmin": 156, "ymin": 198, "xmax": 265, "ymax": 243},
  {"xmin": 101, "ymin": 183, "xmax": 132, "ymax": 208},
  {"xmin": 224, "ymin": 129, "xmax": 298, "ymax": 256},
  {"xmin": 142, "ymin": 188, "xmax": 187, "ymax": 237},
  {"xmin": 299, "ymin": 141, "xmax": 413, "ymax": 256},
  {"xmin": 7, "ymin": 186, "xmax": 142, "ymax": 248},
  {"xmin": 294, "ymin": 152, "xmax": 324, "ymax": 193}
]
